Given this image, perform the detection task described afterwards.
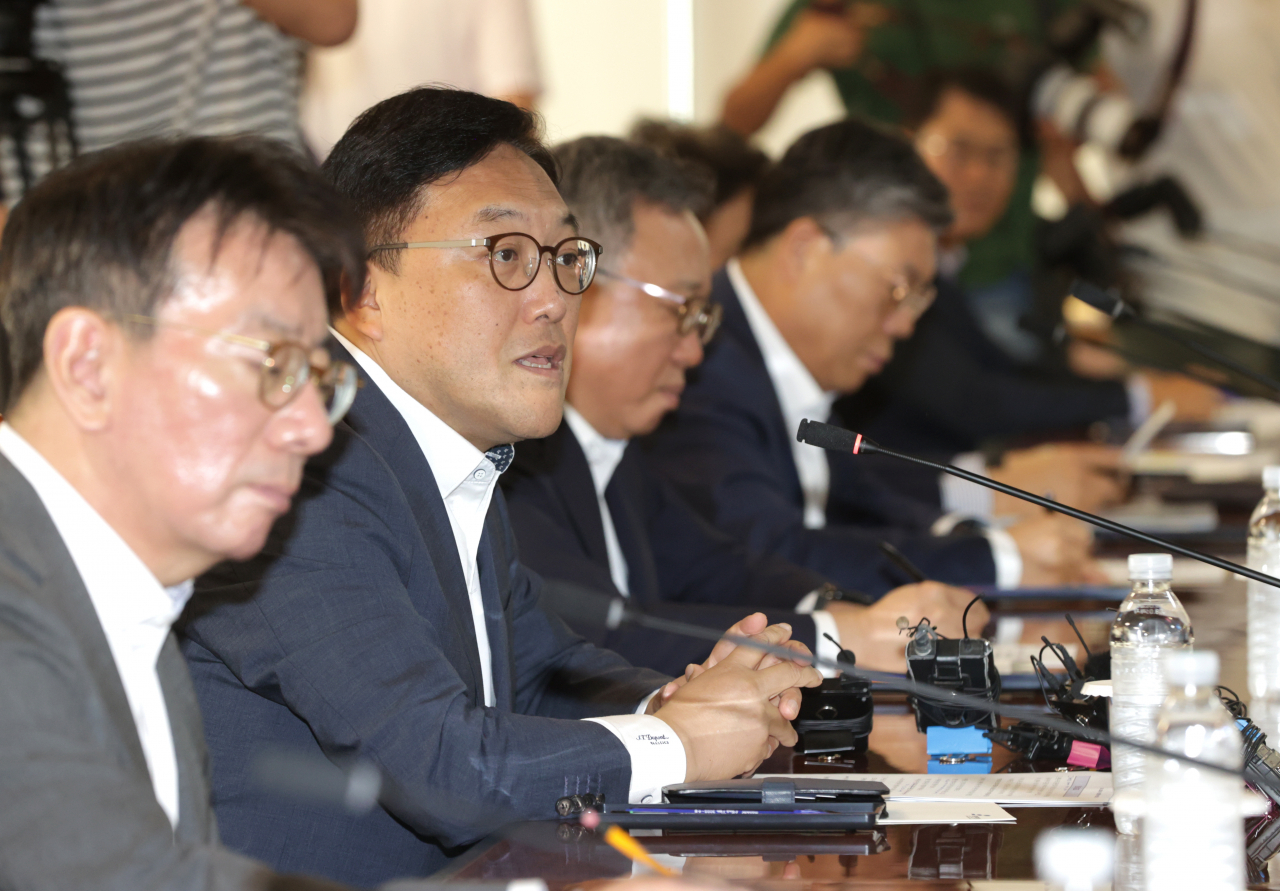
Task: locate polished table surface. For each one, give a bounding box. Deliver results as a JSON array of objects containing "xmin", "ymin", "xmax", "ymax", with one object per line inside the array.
[{"xmin": 441, "ymin": 565, "xmax": 1268, "ymax": 888}]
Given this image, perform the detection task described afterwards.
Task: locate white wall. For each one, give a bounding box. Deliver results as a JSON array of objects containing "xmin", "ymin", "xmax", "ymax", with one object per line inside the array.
[{"xmin": 530, "ymin": 0, "xmax": 844, "ymax": 155}]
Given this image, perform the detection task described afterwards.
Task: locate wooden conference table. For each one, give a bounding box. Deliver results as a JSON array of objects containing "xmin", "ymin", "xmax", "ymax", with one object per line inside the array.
[{"xmin": 440, "ymin": 572, "xmax": 1269, "ymax": 890}]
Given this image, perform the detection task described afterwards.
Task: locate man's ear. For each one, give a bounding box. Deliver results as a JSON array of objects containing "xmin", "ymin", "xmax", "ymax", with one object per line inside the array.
[
  {"xmin": 342, "ymin": 262, "xmax": 385, "ymax": 342},
  {"xmin": 41, "ymin": 308, "xmax": 117, "ymax": 432},
  {"xmin": 779, "ymin": 216, "xmax": 830, "ymax": 280}
]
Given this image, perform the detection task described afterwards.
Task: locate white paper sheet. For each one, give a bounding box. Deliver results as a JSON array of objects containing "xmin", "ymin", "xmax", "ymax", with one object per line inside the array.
[
  {"xmin": 762, "ymin": 772, "xmax": 1112, "ymax": 807},
  {"xmin": 876, "ymin": 800, "xmax": 1016, "ymax": 825}
]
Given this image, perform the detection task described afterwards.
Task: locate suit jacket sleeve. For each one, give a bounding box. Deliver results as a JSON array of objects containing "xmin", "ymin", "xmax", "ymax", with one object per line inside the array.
[
  {"xmin": 0, "ymin": 589, "xmax": 278, "ymax": 891},
  {"xmin": 642, "ymin": 343, "xmax": 997, "ymax": 593},
  {"xmin": 183, "ymin": 434, "xmax": 652, "ymax": 850}
]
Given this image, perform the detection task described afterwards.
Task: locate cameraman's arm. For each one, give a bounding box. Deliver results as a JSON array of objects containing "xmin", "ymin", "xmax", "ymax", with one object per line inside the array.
[{"xmin": 240, "ymin": 0, "xmax": 357, "ymax": 46}]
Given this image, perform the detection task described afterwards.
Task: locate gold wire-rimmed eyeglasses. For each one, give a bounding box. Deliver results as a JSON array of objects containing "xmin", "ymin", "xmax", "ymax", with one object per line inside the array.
[
  {"xmin": 594, "ymin": 269, "xmax": 723, "ymax": 345},
  {"xmin": 368, "ymin": 232, "xmax": 604, "ymax": 295},
  {"xmin": 116, "ymin": 314, "xmax": 359, "ymax": 424}
]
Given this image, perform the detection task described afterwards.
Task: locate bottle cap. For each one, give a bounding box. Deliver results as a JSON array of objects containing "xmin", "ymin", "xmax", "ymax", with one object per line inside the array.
[
  {"xmin": 1163, "ymin": 650, "xmax": 1218, "ymax": 687},
  {"xmin": 1265, "ymin": 466, "xmax": 1280, "ymax": 491},
  {"xmin": 1128, "ymin": 552, "xmax": 1173, "ymax": 581}
]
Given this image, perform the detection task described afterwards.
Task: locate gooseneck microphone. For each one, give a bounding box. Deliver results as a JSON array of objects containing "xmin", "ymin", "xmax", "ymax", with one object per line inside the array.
[
  {"xmin": 539, "ymin": 581, "xmax": 1244, "ymax": 779},
  {"xmin": 1070, "ymin": 279, "xmax": 1280, "ymax": 400},
  {"xmin": 796, "ymin": 418, "xmax": 1280, "ymax": 591}
]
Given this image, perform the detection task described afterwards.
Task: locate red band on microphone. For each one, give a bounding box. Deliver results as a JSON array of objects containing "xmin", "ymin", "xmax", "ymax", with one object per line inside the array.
[{"xmin": 853, "ymin": 433, "xmax": 863, "ymax": 455}]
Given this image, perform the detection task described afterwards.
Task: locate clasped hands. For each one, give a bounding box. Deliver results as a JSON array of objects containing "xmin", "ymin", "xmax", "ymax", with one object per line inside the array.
[{"xmin": 645, "ymin": 613, "xmax": 822, "ymax": 783}]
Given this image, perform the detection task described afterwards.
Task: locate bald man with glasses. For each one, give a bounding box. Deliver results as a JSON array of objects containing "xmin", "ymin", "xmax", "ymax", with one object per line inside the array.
[{"xmin": 179, "ymin": 89, "xmax": 821, "ymax": 888}]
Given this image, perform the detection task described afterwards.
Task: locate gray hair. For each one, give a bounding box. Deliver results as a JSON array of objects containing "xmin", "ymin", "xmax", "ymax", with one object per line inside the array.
[
  {"xmin": 552, "ymin": 136, "xmax": 714, "ymax": 260},
  {"xmin": 744, "ymin": 117, "xmax": 952, "ymax": 250}
]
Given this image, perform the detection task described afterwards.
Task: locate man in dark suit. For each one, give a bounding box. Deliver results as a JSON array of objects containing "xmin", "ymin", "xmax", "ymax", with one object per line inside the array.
[
  {"xmin": 644, "ymin": 118, "xmax": 1100, "ymax": 594},
  {"xmin": 0, "ymin": 138, "xmax": 369, "ymax": 889},
  {"xmin": 503, "ymin": 135, "xmax": 987, "ymax": 677},
  {"xmin": 836, "ymin": 68, "xmax": 1218, "ymax": 469},
  {"xmin": 179, "ymin": 88, "xmax": 822, "ymax": 888}
]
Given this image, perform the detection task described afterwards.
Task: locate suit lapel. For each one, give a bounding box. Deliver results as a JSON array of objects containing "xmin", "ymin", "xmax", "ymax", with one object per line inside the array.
[
  {"xmin": 547, "ymin": 425, "xmax": 612, "ymax": 568},
  {"xmin": 334, "ymin": 344, "xmax": 487, "ymax": 701},
  {"xmin": 604, "ymin": 448, "xmax": 659, "ymax": 603},
  {"xmin": 713, "ymin": 269, "xmax": 807, "ymax": 501},
  {"xmin": 158, "ymin": 635, "xmax": 213, "ymax": 842},
  {"xmin": 0, "ymin": 455, "xmax": 152, "ymax": 783}
]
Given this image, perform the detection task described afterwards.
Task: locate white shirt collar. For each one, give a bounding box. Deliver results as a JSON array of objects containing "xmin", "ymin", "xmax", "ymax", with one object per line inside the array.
[
  {"xmin": 563, "ymin": 405, "xmax": 629, "ymax": 498},
  {"xmin": 0, "ymin": 421, "xmax": 191, "ymax": 827},
  {"xmin": 728, "ymin": 258, "xmax": 837, "ymax": 430},
  {"xmin": 331, "ymin": 327, "xmax": 509, "ymax": 500}
]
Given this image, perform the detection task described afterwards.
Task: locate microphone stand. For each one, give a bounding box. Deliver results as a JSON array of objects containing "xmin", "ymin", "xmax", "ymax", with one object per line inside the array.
[{"xmin": 796, "ymin": 419, "xmax": 1280, "ymax": 590}]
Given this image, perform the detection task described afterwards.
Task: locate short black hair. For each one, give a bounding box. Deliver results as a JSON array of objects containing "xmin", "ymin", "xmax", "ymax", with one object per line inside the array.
[
  {"xmin": 629, "ymin": 119, "xmax": 770, "ymax": 210},
  {"xmin": 0, "ymin": 136, "xmax": 365, "ymax": 413},
  {"xmin": 322, "ymin": 87, "xmax": 557, "ymax": 274},
  {"xmin": 903, "ymin": 67, "xmax": 1025, "ymax": 143},
  {"xmin": 744, "ymin": 117, "xmax": 953, "ymax": 250},
  {"xmin": 553, "ymin": 136, "xmax": 714, "ymax": 260}
]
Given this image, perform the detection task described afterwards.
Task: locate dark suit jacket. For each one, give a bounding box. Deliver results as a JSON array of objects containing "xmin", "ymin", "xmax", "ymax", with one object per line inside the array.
[
  {"xmin": 179, "ymin": 355, "xmax": 669, "ymax": 888},
  {"xmin": 640, "ymin": 268, "xmax": 997, "ymax": 594},
  {"xmin": 836, "ymin": 276, "xmax": 1130, "ymax": 458},
  {"xmin": 0, "ymin": 454, "xmax": 318, "ymax": 891},
  {"xmin": 501, "ymin": 421, "xmax": 831, "ymax": 673}
]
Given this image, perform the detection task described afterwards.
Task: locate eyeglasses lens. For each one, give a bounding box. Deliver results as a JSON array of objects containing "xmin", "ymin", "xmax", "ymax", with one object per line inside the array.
[
  {"xmin": 490, "ymin": 234, "xmax": 541, "ymax": 291},
  {"xmin": 553, "ymin": 238, "xmax": 597, "ymax": 295},
  {"xmin": 260, "ymin": 343, "xmax": 309, "ymax": 409}
]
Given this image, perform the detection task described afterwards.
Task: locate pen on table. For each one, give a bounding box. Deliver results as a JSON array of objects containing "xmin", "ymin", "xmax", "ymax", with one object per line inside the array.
[
  {"xmin": 878, "ymin": 540, "xmax": 928, "ymax": 583},
  {"xmin": 580, "ymin": 810, "xmax": 679, "ymax": 877}
]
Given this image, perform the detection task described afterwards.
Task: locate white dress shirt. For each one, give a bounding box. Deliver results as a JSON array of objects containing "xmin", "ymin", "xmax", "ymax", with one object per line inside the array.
[
  {"xmin": 0, "ymin": 423, "xmax": 191, "ymax": 828},
  {"xmin": 332, "ymin": 331, "xmax": 685, "ymax": 802},
  {"xmin": 728, "ymin": 260, "xmax": 1023, "ymax": 589},
  {"xmin": 562, "ymin": 406, "xmax": 631, "ymax": 596}
]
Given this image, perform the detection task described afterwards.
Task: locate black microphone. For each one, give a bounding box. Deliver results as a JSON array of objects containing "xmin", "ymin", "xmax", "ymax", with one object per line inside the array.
[
  {"xmin": 541, "ymin": 581, "xmax": 1243, "ymax": 779},
  {"xmin": 1070, "ymin": 279, "xmax": 1280, "ymax": 399},
  {"xmin": 796, "ymin": 418, "xmax": 1280, "ymax": 590}
]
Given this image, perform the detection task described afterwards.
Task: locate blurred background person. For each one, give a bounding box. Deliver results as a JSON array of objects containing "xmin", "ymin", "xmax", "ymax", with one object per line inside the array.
[
  {"xmin": 1, "ymin": 0, "xmax": 355, "ymax": 206},
  {"xmin": 630, "ymin": 119, "xmax": 771, "ymax": 270},
  {"xmin": 301, "ymin": 0, "xmax": 542, "ymax": 157}
]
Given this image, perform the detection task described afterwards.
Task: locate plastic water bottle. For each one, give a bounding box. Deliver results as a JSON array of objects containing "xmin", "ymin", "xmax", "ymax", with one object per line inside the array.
[
  {"xmin": 1109, "ymin": 552, "xmax": 1193, "ymax": 835},
  {"xmin": 1143, "ymin": 650, "xmax": 1244, "ymax": 891},
  {"xmin": 1248, "ymin": 465, "xmax": 1280, "ymax": 742}
]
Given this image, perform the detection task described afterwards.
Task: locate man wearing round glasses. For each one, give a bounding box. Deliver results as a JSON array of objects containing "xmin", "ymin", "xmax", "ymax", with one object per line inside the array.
[
  {"xmin": 0, "ymin": 137, "xmax": 369, "ymax": 889},
  {"xmin": 645, "ymin": 117, "xmax": 1101, "ymax": 600},
  {"xmin": 503, "ymin": 135, "xmax": 983, "ymax": 678},
  {"xmin": 180, "ymin": 88, "xmax": 821, "ymax": 888}
]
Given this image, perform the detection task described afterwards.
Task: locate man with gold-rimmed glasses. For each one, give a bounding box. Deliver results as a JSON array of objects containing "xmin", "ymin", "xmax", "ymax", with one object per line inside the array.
[
  {"xmin": 0, "ymin": 136, "xmax": 372, "ymax": 890},
  {"xmin": 180, "ymin": 87, "xmax": 822, "ymax": 889}
]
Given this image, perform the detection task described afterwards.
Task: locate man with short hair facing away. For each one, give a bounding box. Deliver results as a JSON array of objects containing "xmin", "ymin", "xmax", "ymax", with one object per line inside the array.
[
  {"xmin": 643, "ymin": 118, "xmax": 1099, "ymax": 596},
  {"xmin": 180, "ymin": 88, "xmax": 822, "ymax": 889},
  {"xmin": 0, "ymin": 136, "xmax": 371, "ymax": 890},
  {"xmin": 502, "ymin": 135, "xmax": 986, "ymax": 677}
]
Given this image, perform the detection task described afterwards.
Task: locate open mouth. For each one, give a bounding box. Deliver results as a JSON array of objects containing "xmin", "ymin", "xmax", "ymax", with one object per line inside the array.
[{"xmin": 515, "ymin": 345, "xmax": 566, "ymax": 374}]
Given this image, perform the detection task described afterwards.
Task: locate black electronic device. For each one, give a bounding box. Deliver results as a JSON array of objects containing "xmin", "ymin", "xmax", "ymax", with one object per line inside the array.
[
  {"xmin": 904, "ymin": 619, "xmax": 999, "ymax": 732},
  {"xmin": 792, "ymin": 634, "xmax": 873, "ymax": 756},
  {"xmin": 598, "ymin": 777, "xmax": 888, "ymax": 830}
]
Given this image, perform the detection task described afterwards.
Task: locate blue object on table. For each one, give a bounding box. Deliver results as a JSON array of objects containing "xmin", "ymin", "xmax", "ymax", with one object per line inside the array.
[{"xmin": 926, "ymin": 725, "xmax": 994, "ymax": 756}]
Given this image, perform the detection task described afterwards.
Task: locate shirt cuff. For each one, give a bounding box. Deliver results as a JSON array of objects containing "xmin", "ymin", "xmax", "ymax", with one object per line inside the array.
[
  {"xmin": 584, "ymin": 715, "xmax": 687, "ymax": 803},
  {"xmin": 1126, "ymin": 373, "xmax": 1152, "ymax": 428},
  {"xmin": 937, "ymin": 452, "xmax": 995, "ymax": 519},
  {"xmin": 983, "ymin": 525, "xmax": 1023, "ymax": 589}
]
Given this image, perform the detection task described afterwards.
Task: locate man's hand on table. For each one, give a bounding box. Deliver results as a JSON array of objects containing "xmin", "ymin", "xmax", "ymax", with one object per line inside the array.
[
  {"xmin": 651, "ymin": 621, "xmax": 822, "ymax": 781},
  {"xmin": 1007, "ymin": 512, "xmax": 1106, "ymax": 585},
  {"xmin": 990, "ymin": 443, "xmax": 1126, "ymax": 516},
  {"xmin": 824, "ymin": 582, "xmax": 989, "ymax": 673}
]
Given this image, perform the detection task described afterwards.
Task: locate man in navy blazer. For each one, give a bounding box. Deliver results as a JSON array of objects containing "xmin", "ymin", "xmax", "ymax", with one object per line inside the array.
[
  {"xmin": 179, "ymin": 88, "xmax": 821, "ymax": 888},
  {"xmin": 643, "ymin": 118, "xmax": 1099, "ymax": 594},
  {"xmin": 503, "ymin": 136, "xmax": 986, "ymax": 677}
]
